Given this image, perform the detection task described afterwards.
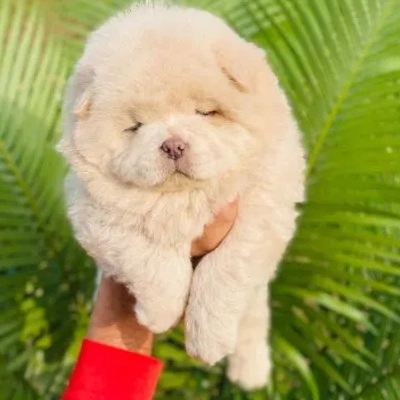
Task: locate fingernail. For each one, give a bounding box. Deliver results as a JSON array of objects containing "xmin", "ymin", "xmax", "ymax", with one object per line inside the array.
[{"xmin": 228, "ymin": 194, "xmax": 238, "ymax": 203}]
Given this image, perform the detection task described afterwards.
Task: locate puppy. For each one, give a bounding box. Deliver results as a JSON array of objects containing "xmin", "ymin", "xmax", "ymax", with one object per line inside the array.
[{"xmin": 57, "ymin": 2, "xmax": 305, "ymax": 390}]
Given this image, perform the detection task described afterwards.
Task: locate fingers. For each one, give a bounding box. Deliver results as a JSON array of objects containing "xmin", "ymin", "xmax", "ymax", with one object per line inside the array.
[{"xmin": 191, "ymin": 196, "xmax": 238, "ymax": 257}]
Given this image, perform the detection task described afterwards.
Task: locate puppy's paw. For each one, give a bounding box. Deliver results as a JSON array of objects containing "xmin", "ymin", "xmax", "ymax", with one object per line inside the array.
[
  {"xmin": 185, "ymin": 321, "xmax": 237, "ymax": 365},
  {"xmin": 185, "ymin": 301, "xmax": 238, "ymax": 365},
  {"xmin": 134, "ymin": 297, "xmax": 184, "ymax": 334},
  {"xmin": 227, "ymin": 342, "xmax": 271, "ymax": 390}
]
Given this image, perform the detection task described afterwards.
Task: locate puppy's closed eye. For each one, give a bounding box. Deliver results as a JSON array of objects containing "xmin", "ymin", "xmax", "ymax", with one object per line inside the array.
[
  {"xmin": 124, "ymin": 122, "xmax": 143, "ymax": 133},
  {"xmin": 196, "ymin": 109, "xmax": 219, "ymax": 117}
]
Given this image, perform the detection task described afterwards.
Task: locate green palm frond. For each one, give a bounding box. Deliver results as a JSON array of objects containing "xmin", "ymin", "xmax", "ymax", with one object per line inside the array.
[
  {"xmin": 0, "ymin": 0, "xmax": 94, "ymax": 397},
  {"xmin": 223, "ymin": 0, "xmax": 400, "ymax": 398},
  {"xmin": 41, "ymin": 0, "xmax": 133, "ymax": 68},
  {"xmin": 1, "ymin": 0, "xmax": 400, "ymax": 399}
]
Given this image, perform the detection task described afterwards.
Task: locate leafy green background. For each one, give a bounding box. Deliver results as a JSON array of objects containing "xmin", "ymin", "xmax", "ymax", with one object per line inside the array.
[{"xmin": 1, "ymin": 0, "xmax": 400, "ymax": 398}]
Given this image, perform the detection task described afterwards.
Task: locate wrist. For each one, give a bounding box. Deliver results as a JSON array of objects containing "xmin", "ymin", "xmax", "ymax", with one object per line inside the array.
[
  {"xmin": 88, "ymin": 276, "xmax": 154, "ymax": 355},
  {"xmin": 87, "ymin": 321, "xmax": 153, "ymax": 355}
]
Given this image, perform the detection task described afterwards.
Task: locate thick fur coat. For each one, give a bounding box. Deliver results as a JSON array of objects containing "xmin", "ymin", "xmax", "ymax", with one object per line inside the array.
[{"xmin": 57, "ymin": 3, "xmax": 305, "ymax": 390}]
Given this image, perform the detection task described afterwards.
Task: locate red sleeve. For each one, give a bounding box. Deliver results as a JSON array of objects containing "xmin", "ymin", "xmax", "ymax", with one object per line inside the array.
[{"xmin": 62, "ymin": 339, "xmax": 163, "ymax": 400}]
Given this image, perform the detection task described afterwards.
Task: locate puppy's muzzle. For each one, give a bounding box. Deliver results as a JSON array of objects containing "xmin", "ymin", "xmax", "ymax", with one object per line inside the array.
[{"xmin": 160, "ymin": 136, "xmax": 187, "ymax": 160}]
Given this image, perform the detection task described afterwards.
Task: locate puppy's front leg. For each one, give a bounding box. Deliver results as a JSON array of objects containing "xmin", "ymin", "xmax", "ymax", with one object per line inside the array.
[
  {"xmin": 79, "ymin": 221, "xmax": 192, "ymax": 333},
  {"xmin": 185, "ymin": 190, "xmax": 295, "ymax": 365},
  {"xmin": 129, "ymin": 240, "xmax": 193, "ymax": 334}
]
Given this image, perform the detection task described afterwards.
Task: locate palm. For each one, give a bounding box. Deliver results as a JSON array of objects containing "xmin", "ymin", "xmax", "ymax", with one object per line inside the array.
[{"xmin": 1, "ymin": 0, "xmax": 400, "ymax": 399}]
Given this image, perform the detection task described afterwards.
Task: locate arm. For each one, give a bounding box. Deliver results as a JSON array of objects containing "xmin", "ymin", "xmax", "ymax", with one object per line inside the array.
[{"xmin": 61, "ymin": 278, "xmax": 161, "ymax": 400}]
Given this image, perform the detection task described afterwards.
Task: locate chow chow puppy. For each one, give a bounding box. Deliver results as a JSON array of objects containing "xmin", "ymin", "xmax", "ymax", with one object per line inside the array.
[{"xmin": 57, "ymin": 2, "xmax": 305, "ymax": 390}]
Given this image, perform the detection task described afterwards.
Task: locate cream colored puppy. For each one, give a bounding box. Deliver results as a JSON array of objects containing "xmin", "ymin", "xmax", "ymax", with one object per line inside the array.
[{"xmin": 57, "ymin": 3, "xmax": 305, "ymax": 390}]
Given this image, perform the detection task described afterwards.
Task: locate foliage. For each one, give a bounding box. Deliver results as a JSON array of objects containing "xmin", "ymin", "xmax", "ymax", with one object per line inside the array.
[{"xmin": 1, "ymin": 0, "xmax": 400, "ymax": 398}]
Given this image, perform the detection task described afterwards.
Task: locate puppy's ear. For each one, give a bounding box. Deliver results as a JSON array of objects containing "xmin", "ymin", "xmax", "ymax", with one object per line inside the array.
[
  {"xmin": 71, "ymin": 64, "xmax": 95, "ymax": 118},
  {"xmin": 217, "ymin": 40, "xmax": 271, "ymax": 93},
  {"xmin": 74, "ymin": 86, "xmax": 93, "ymax": 118},
  {"xmin": 57, "ymin": 62, "xmax": 95, "ymax": 157}
]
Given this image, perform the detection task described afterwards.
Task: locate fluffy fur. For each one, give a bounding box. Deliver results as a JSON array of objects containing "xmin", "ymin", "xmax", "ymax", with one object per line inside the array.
[{"xmin": 57, "ymin": 2, "xmax": 305, "ymax": 390}]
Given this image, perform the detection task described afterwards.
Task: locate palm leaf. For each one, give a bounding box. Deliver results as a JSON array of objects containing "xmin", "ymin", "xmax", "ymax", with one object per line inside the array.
[
  {"xmin": 221, "ymin": 0, "xmax": 400, "ymax": 398},
  {"xmin": 0, "ymin": 0, "xmax": 95, "ymax": 397}
]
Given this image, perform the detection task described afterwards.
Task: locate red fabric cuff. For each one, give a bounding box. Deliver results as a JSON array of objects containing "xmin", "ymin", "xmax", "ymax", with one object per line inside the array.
[{"xmin": 62, "ymin": 339, "xmax": 163, "ymax": 400}]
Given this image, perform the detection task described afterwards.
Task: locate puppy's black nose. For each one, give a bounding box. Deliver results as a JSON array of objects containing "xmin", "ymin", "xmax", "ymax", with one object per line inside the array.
[{"xmin": 160, "ymin": 137, "xmax": 187, "ymax": 160}]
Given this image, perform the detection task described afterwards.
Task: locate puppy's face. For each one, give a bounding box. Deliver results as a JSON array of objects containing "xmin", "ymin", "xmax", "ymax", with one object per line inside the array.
[
  {"xmin": 61, "ymin": 9, "xmax": 278, "ymax": 191},
  {"xmin": 92, "ymin": 56, "xmax": 254, "ymax": 189}
]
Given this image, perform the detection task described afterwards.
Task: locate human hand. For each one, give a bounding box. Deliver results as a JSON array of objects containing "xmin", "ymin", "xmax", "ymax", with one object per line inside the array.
[
  {"xmin": 87, "ymin": 197, "xmax": 239, "ymax": 354},
  {"xmin": 191, "ymin": 196, "xmax": 239, "ymax": 258}
]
